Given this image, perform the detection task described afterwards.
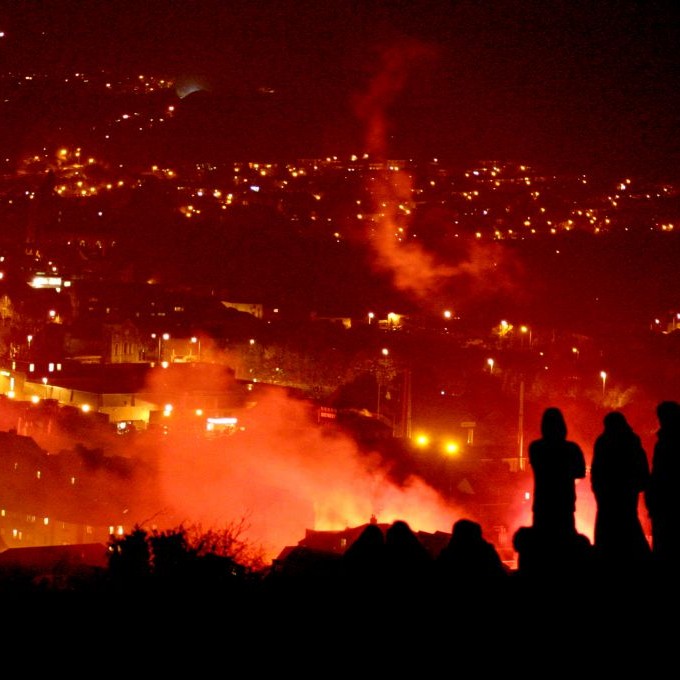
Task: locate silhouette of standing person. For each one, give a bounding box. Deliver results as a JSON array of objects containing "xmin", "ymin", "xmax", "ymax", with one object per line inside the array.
[
  {"xmin": 591, "ymin": 411, "xmax": 651, "ymax": 573},
  {"xmin": 529, "ymin": 407, "xmax": 586, "ymax": 537},
  {"xmin": 645, "ymin": 400, "xmax": 680, "ymax": 577}
]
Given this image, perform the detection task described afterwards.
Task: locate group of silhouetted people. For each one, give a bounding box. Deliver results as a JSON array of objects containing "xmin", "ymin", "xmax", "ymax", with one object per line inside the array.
[
  {"xmin": 329, "ymin": 400, "xmax": 680, "ymax": 603},
  {"xmin": 516, "ymin": 402, "xmax": 680, "ymax": 587}
]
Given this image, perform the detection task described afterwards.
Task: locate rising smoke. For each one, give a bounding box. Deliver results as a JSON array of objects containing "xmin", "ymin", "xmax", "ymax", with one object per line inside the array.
[{"xmin": 352, "ymin": 40, "xmax": 523, "ymax": 310}]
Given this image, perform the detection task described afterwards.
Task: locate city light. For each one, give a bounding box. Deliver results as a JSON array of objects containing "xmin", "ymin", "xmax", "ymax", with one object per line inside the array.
[
  {"xmin": 443, "ymin": 441, "xmax": 459, "ymax": 456},
  {"xmin": 414, "ymin": 434, "xmax": 430, "ymax": 448}
]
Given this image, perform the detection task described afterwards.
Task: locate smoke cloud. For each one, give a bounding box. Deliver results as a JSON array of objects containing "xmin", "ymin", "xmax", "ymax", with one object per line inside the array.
[
  {"xmin": 152, "ymin": 386, "xmax": 464, "ymax": 563},
  {"xmin": 353, "ymin": 40, "xmax": 520, "ymax": 308}
]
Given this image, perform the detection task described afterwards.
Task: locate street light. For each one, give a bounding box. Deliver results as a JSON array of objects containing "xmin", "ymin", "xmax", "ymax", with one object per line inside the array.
[
  {"xmin": 600, "ymin": 371, "xmax": 607, "ymax": 397},
  {"xmin": 376, "ymin": 348, "xmax": 391, "ymax": 417},
  {"xmin": 520, "ymin": 325, "xmax": 532, "ymax": 347},
  {"xmin": 190, "ymin": 336, "xmax": 201, "ymax": 361},
  {"xmin": 161, "ymin": 333, "xmax": 170, "ymax": 361},
  {"xmin": 487, "ymin": 358, "xmax": 495, "ymax": 374},
  {"xmin": 151, "ymin": 332, "xmax": 170, "ymax": 363}
]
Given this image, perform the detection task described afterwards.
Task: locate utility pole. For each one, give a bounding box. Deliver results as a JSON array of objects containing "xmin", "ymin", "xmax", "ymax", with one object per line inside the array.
[
  {"xmin": 518, "ymin": 378, "xmax": 525, "ymax": 471},
  {"xmin": 395, "ymin": 367, "xmax": 412, "ymax": 439}
]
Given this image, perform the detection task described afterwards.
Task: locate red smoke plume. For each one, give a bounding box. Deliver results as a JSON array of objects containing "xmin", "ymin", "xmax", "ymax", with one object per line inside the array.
[
  {"xmin": 353, "ymin": 41, "xmax": 519, "ymax": 307},
  {"xmin": 152, "ymin": 386, "xmax": 464, "ymax": 563}
]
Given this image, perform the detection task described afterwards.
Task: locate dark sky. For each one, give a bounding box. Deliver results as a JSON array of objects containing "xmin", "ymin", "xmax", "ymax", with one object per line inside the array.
[{"xmin": 2, "ymin": 0, "xmax": 679, "ymax": 177}]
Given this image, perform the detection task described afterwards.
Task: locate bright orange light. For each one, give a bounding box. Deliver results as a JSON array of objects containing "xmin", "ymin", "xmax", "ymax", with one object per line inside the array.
[
  {"xmin": 443, "ymin": 441, "xmax": 459, "ymax": 456},
  {"xmin": 415, "ymin": 434, "xmax": 430, "ymax": 447}
]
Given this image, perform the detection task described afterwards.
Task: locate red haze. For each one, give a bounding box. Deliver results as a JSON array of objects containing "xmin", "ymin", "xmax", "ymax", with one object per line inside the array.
[{"xmin": 152, "ymin": 387, "xmax": 465, "ymax": 563}]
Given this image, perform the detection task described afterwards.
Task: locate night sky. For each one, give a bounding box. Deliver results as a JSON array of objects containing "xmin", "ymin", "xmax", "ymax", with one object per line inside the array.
[{"xmin": 2, "ymin": 0, "xmax": 679, "ymax": 177}]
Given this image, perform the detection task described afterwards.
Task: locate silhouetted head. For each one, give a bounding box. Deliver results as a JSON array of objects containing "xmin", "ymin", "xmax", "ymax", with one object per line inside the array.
[
  {"xmin": 343, "ymin": 522, "xmax": 385, "ymax": 566},
  {"xmin": 603, "ymin": 410, "xmax": 630, "ymax": 434},
  {"xmin": 349, "ymin": 523, "xmax": 384, "ymax": 551},
  {"xmin": 385, "ymin": 520, "xmax": 431, "ymax": 566},
  {"xmin": 657, "ymin": 401, "xmax": 680, "ymax": 431},
  {"xmin": 386, "ymin": 520, "xmax": 416, "ymax": 546},
  {"xmin": 541, "ymin": 407, "xmax": 567, "ymax": 440},
  {"xmin": 451, "ymin": 519, "xmax": 483, "ymax": 545}
]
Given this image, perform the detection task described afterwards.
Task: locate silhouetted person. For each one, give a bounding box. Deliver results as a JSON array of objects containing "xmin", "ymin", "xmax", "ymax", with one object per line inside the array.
[
  {"xmin": 646, "ymin": 400, "xmax": 680, "ymax": 578},
  {"xmin": 383, "ymin": 520, "xmax": 432, "ymax": 597},
  {"xmin": 529, "ymin": 407, "xmax": 586, "ymax": 537},
  {"xmin": 516, "ymin": 408, "xmax": 592, "ymax": 589},
  {"xmin": 591, "ymin": 411, "xmax": 651, "ymax": 576},
  {"xmin": 512, "ymin": 524, "xmax": 593, "ymax": 594},
  {"xmin": 341, "ymin": 522, "xmax": 386, "ymax": 595},
  {"xmin": 435, "ymin": 519, "xmax": 509, "ymax": 597}
]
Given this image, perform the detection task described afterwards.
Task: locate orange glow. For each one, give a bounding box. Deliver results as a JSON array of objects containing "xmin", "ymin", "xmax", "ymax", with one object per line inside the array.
[
  {"xmin": 150, "ymin": 381, "xmax": 464, "ymax": 564},
  {"xmin": 443, "ymin": 441, "xmax": 459, "ymax": 456}
]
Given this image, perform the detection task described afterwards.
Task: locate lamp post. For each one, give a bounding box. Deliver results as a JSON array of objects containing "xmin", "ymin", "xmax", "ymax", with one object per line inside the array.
[
  {"xmin": 600, "ymin": 370, "xmax": 607, "ymax": 398},
  {"xmin": 487, "ymin": 357, "xmax": 495, "ymax": 374},
  {"xmin": 377, "ymin": 348, "xmax": 389, "ymax": 417},
  {"xmin": 151, "ymin": 332, "xmax": 170, "ymax": 363},
  {"xmin": 161, "ymin": 333, "xmax": 170, "ymax": 362},
  {"xmin": 190, "ymin": 336, "xmax": 201, "ymax": 361},
  {"xmin": 520, "ymin": 325, "xmax": 532, "ymax": 348}
]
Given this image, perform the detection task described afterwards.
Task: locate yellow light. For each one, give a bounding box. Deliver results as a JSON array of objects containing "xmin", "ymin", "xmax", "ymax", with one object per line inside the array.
[
  {"xmin": 81, "ymin": 404, "xmax": 91, "ymax": 413},
  {"xmin": 31, "ymin": 395, "xmax": 40, "ymax": 404},
  {"xmin": 415, "ymin": 434, "xmax": 430, "ymax": 447},
  {"xmin": 443, "ymin": 441, "xmax": 459, "ymax": 456}
]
